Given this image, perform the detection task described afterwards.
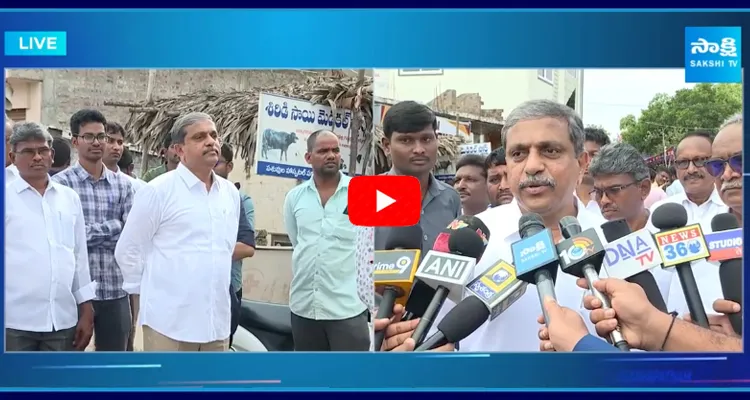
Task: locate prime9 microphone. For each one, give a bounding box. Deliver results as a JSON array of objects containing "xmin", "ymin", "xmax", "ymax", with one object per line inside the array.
[
  {"xmin": 415, "ymin": 295, "xmax": 489, "ymax": 351},
  {"xmin": 411, "ymin": 227, "xmax": 483, "ymax": 346},
  {"xmin": 557, "ymin": 216, "xmax": 630, "ymax": 352},
  {"xmin": 373, "ymin": 224, "xmax": 423, "ymax": 351},
  {"xmin": 652, "ymin": 203, "xmax": 711, "ymax": 329},
  {"xmin": 510, "ymin": 213, "xmax": 559, "ymax": 326},
  {"xmin": 601, "ymin": 219, "xmax": 668, "ymax": 314},
  {"xmin": 707, "ymin": 213, "xmax": 743, "ymax": 335}
]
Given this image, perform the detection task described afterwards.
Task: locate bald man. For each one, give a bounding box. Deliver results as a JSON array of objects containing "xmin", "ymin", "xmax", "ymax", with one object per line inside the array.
[{"xmin": 5, "ymin": 119, "xmax": 18, "ymax": 182}]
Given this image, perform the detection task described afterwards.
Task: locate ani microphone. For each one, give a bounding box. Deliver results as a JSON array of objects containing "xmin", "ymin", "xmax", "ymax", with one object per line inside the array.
[
  {"xmin": 410, "ymin": 227, "xmax": 484, "ymax": 346},
  {"xmin": 510, "ymin": 213, "xmax": 559, "ymax": 326},
  {"xmin": 651, "ymin": 203, "xmax": 711, "ymax": 329},
  {"xmin": 601, "ymin": 219, "xmax": 668, "ymax": 313},
  {"xmin": 415, "ymin": 296, "xmax": 489, "ymax": 351},
  {"xmin": 373, "ymin": 224, "xmax": 423, "ymax": 351},
  {"xmin": 707, "ymin": 213, "xmax": 743, "ymax": 335}
]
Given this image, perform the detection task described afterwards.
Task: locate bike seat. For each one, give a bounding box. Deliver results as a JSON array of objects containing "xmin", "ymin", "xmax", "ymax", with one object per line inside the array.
[{"xmin": 240, "ymin": 300, "xmax": 292, "ymax": 336}]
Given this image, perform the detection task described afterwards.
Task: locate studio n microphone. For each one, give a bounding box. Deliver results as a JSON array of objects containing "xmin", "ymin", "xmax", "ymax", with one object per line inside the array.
[
  {"xmin": 652, "ymin": 203, "xmax": 711, "ymax": 329},
  {"xmin": 415, "ymin": 296, "xmax": 489, "ymax": 351},
  {"xmin": 601, "ymin": 219, "xmax": 669, "ymax": 313},
  {"xmin": 410, "ymin": 227, "xmax": 483, "ymax": 346},
  {"xmin": 465, "ymin": 258, "xmax": 528, "ymax": 321},
  {"xmin": 373, "ymin": 224, "xmax": 422, "ymax": 351},
  {"xmin": 510, "ymin": 214, "xmax": 559, "ymax": 326},
  {"xmin": 708, "ymin": 213, "xmax": 742, "ymax": 335},
  {"xmin": 558, "ymin": 216, "xmax": 630, "ymax": 351}
]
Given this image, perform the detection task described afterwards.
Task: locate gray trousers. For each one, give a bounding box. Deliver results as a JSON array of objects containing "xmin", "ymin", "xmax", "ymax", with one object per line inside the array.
[
  {"xmin": 6, "ymin": 327, "xmax": 76, "ymax": 351},
  {"xmin": 291, "ymin": 311, "xmax": 370, "ymax": 351},
  {"xmin": 92, "ymin": 297, "xmax": 132, "ymax": 351}
]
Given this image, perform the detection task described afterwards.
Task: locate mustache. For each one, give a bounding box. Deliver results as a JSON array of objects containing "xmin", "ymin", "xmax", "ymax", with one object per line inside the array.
[
  {"xmin": 684, "ymin": 172, "xmax": 705, "ymax": 180},
  {"xmin": 721, "ymin": 179, "xmax": 742, "ymax": 192},
  {"xmin": 519, "ymin": 175, "xmax": 556, "ymax": 189}
]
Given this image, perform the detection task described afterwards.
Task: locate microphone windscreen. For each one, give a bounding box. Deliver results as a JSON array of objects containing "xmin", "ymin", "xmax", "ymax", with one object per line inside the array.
[
  {"xmin": 518, "ymin": 213, "xmax": 545, "ymax": 238},
  {"xmin": 451, "ymin": 215, "xmax": 491, "ymax": 244},
  {"xmin": 448, "ymin": 227, "xmax": 487, "ymax": 261},
  {"xmin": 436, "ymin": 296, "xmax": 490, "ymax": 342},
  {"xmin": 384, "ymin": 224, "xmax": 423, "ymax": 250},
  {"xmin": 651, "ymin": 203, "xmax": 688, "ymax": 230},
  {"xmin": 601, "ymin": 219, "xmax": 631, "ymax": 242},
  {"xmin": 711, "ymin": 213, "xmax": 740, "ymax": 232}
]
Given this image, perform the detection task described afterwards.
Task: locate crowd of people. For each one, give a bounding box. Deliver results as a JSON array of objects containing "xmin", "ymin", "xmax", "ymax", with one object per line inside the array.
[
  {"xmin": 372, "ymin": 99, "xmax": 742, "ymax": 352},
  {"xmin": 4, "ymin": 110, "xmax": 259, "ymax": 352}
]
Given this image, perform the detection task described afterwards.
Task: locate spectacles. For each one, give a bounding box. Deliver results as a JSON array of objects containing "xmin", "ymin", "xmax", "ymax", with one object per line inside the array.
[
  {"xmin": 590, "ymin": 181, "xmax": 639, "ymax": 200},
  {"xmin": 76, "ymin": 133, "xmax": 109, "ymax": 144},
  {"xmin": 705, "ymin": 154, "xmax": 742, "ymax": 177},
  {"xmin": 14, "ymin": 147, "xmax": 51, "ymax": 158},
  {"xmin": 674, "ymin": 157, "xmax": 710, "ymax": 170}
]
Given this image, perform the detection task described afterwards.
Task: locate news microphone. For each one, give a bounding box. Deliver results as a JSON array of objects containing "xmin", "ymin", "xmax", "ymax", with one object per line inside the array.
[
  {"xmin": 652, "ymin": 203, "xmax": 711, "ymax": 329},
  {"xmin": 415, "ymin": 295, "xmax": 489, "ymax": 351},
  {"xmin": 511, "ymin": 213, "xmax": 559, "ymax": 326},
  {"xmin": 601, "ymin": 219, "xmax": 669, "ymax": 314},
  {"xmin": 373, "ymin": 224, "xmax": 423, "ymax": 351},
  {"xmin": 465, "ymin": 258, "xmax": 528, "ymax": 321},
  {"xmin": 558, "ymin": 216, "xmax": 630, "ymax": 352},
  {"xmin": 411, "ymin": 227, "xmax": 482, "ymax": 346},
  {"xmin": 709, "ymin": 213, "xmax": 742, "ymax": 336}
]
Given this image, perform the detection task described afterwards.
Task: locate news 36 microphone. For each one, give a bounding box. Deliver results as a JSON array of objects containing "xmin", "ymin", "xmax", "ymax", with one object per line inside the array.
[
  {"xmin": 511, "ymin": 214, "xmax": 559, "ymax": 326},
  {"xmin": 652, "ymin": 203, "xmax": 711, "ymax": 329},
  {"xmin": 601, "ymin": 219, "xmax": 669, "ymax": 313},
  {"xmin": 557, "ymin": 216, "xmax": 630, "ymax": 352},
  {"xmin": 373, "ymin": 225, "xmax": 423, "ymax": 351},
  {"xmin": 415, "ymin": 296, "xmax": 489, "ymax": 351},
  {"xmin": 708, "ymin": 213, "xmax": 743, "ymax": 335},
  {"xmin": 411, "ymin": 227, "xmax": 483, "ymax": 346},
  {"xmin": 465, "ymin": 258, "xmax": 528, "ymax": 321}
]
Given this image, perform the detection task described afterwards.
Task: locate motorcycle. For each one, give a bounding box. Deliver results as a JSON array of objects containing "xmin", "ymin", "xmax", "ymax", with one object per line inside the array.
[{"xmin": 231, "ymin": 299, "xmax": 295, "ymax": 352}]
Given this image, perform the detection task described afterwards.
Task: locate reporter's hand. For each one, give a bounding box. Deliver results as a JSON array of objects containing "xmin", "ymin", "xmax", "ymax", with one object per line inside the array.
[
  {"xmin": 683, "ymin": 299, "xmax": 741, "ymax": 337},
  {"xmin": 577, "ymin": 277, "xmax": 664, "ymax": 350},
  {"xmin": 536, "ymin": 297, "xmax": 588, "ymax": 352},
  {"xmin": 375, "ymin": 302, "xmax": 420, "ymax": 351}
]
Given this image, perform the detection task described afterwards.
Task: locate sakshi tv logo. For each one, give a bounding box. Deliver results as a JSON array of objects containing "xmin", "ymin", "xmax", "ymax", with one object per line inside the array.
[{"xmin": 684, "ymin": 27, "xmax": 742, "ymax": 83}]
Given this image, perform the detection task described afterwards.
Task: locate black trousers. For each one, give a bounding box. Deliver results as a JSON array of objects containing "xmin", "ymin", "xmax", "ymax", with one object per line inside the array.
[
  {"xmin": 290, "ymin": 310, "xmax": 370, "ymax": 351},
  {"xmin": 229, "ymin": 287, "xmax": 243, "ymax": 347}
]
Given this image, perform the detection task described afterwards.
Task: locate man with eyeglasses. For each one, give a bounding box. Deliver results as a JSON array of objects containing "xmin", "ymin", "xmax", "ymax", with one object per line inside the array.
[
  {"xmin": 708, "ymin": 114, "xmax": 742, "ymax": 224},
  {"xmin": 646, "ymin": 130, "xmax": 728, "ymax": 317},
  {"xmin": 52, "ymin": 109, "xmax": 135, "ymax": 352},
  {"xmin": 5, "ymin": 122, "xmax": 95, "ymax": 351},
  {"xmin": 588, "ymin": 143, "xmax": 673, "ymax": 300}
]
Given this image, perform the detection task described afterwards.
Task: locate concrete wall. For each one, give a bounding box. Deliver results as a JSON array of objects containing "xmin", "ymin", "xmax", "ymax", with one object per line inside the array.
[{"xmin": 241, "ymin": 247, "xmax": 293, "ymax": 305}]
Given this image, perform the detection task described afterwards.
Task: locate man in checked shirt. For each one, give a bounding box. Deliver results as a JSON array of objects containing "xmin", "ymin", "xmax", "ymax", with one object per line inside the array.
[{"xmin": 52, "ymin": 109, "xmax": 134, "ymax": 351}]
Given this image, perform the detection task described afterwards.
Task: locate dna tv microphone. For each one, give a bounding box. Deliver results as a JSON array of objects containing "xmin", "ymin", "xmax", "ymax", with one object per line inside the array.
[
  {"xmin": 601, "ymin": 219, "xmax": 668, "ymax": 314},
  {"xmin": 709, "ymin": 213, "xmax": 742, "ymax": 335},
  {"xmin": 411, "ymin": 227, "xmax": 482, "ymax": 346},
  {"xmin": 510, "ymin": 213, "xmax": 559, "ymax": 326},
  {"xmin": 652, "ymin": 203, "xmax": 711, "ymax": 329},
  {"xmin": 465, "ymin": 258, "xmax": 528, "ymax": 321},
  {"xmin": 373, "ymin": 224, "xmax": 422, "ymax": 351},
  {"xmin": 557, "ymin": 216, "xmax": 630, "ymax": 352},
  {"xmin": 415, "ymin": 295, "xmax": 489, "ymax": 351}
]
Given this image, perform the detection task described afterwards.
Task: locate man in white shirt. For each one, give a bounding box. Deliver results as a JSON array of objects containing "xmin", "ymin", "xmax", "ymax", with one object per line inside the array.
[
  {"xmin": 576, "ymin": 127, "xmax": 610, "ymax": 216},
  {"xmin": 115, "ymin": 112, "xmax": 240, "ymax": 352},
  {"xmin": 104, "ymin": 122, "xmax": 145, "ymax": 192},
  {"xmin": 5, "ymin": 122, "xmax": 95, "ymax": 351},
  {"xmin": 5, "ymin": 118, "xmax": 18, "ymax": 183},
  {"xmin": 708, "ymin": 114, "xmax": 742, "ymax": 223},
  {"xmin": 647, "ymin": 131, "xmax": 728, "ymax": 316},
  {"xmin": 382, "ymin": 99, "xmax": 608, "ymax": 352}
]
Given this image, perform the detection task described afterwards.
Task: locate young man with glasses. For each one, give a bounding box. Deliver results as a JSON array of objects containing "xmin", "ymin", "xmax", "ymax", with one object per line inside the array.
[{"xmin": 52, "ymin": 109, "xmax": 135, "ymax": 352}]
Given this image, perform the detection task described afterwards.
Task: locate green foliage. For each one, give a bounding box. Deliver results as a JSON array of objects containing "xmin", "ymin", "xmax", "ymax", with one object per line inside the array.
[{"xmin": 619, "ymin": 83, "xmax": 742, "ymax": 155}]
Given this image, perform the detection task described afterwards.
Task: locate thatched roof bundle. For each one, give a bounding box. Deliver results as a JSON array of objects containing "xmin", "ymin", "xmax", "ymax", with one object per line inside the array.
[{"xmin": 115, "ymin": 75, "xmax": 373, "ymax": 172}]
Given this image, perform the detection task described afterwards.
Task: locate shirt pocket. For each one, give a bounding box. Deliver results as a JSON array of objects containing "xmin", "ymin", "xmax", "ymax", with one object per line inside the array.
[
  {"xmin": 57, "ymin": 211, "xmax": 77, "ymax": 250},
  {"xmin": 331, "ymin": 214, "xmax": 355, "ymax": 241}
]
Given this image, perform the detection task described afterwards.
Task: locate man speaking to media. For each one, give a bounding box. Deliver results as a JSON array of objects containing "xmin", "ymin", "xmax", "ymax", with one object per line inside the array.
[{"xmin": 382, "ymin": 99, "xmax": 607, "ymax": 352}]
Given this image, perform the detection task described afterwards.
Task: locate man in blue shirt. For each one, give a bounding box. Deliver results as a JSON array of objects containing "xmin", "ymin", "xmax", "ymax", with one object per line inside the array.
[{"xmin": 283, "ymin": 130, "xmax": 369, "ymax": 351}]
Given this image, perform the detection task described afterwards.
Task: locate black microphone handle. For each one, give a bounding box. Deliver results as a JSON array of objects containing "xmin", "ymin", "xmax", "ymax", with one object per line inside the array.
[
  {"xmin": 719, "ymin": 259, "xmax": 743, "ymax": 336},
  {"xmin": 414, "ymin": 331, "xmax": 448, "ymax": 351},
  {"xmin": 675, "ymin": 263, "xmax": 709, "ymax": 328},
  {"xmin": 373, "ymin": 286, "xmax": 398, "ymax": 351},
  {"xmin": 411, "ymin": 285, "xmax": 450, "ymax": 346},
  {"xmin": 625, "ymin": 271, "xmax": 668, "ymax": 314}
]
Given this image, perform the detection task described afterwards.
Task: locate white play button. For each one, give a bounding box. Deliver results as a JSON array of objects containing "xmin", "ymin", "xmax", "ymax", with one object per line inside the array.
[{"xmin": 376, "ymin": 190, "xmax": 396, "ymax": 212}]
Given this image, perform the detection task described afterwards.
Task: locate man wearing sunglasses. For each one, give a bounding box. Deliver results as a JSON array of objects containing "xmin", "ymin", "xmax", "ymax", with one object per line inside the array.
[
  {"xmin": 647, "ymin": 130, "xmax": 729, "ymax": 318},
  {"xmin": 708, "ymin": 114, "xmax": 742, "ymax": 223}
]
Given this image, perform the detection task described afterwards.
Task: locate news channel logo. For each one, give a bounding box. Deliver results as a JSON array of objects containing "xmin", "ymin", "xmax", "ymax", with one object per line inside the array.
[
  {"xmin": 560, "ymin": 237, "xmax": 594, "ymax": 262},
  {"xmin": 512, "ymin": 230, "xmax": 555, "ymax": 275},
  {"xmin": 684, "ymin": 27, "xmax": 741, "ymax": 83},
  {"xmin": 654, "ymin": 225, "xmax": 710, "ymax": 267},
  {"xmin": 479, "ymin": 261, "xmax": 515, "ymax": 292}
]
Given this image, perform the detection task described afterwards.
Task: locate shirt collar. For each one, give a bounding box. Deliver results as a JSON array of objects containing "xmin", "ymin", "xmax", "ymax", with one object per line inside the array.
[
  {"xmin": 72, "ymin": 162, "xmax": 115, "ymax": 182},
  {"xmin": 175, "ymin": 162, "xmax": 219, "ymax": 189},
  {"xmin": 672, "ymin": 187, "xmax": 724, "ymax": 207},
  {"xmin": 6, "ymin": 164, "xmax": 18, "ymax": 175},
  {"xmin": 303, "ymin": 171, "xmax": 351, "ymax": 193},
  {"xmin": 492, "ymin": 196, "xmax": 597, "ymax": 243},
  {"xmin": 10, "ymin": 174, "xmax": 58, "ymax": 194}
]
